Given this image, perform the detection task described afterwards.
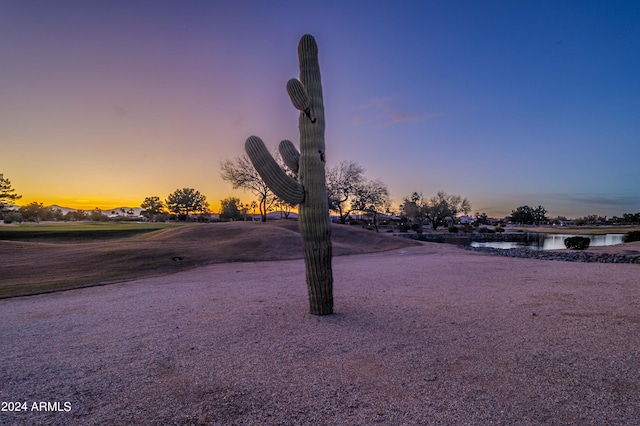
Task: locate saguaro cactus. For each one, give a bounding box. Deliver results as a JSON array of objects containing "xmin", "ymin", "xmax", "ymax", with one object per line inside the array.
[{"xmin": 244, "ymin": 34, "xmax": 333, "ymax": 315}]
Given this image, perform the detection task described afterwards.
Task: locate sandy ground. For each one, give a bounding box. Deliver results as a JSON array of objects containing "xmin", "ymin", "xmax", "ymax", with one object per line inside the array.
[{"xmin": 1, "ymin": 243, "xmax": 639, "ymax": 425}]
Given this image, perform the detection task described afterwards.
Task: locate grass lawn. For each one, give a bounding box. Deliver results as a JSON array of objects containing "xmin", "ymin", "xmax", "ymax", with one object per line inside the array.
[
  {"xmin": 0, "ymin": 221, "xmax": 181, "ymax": 242},
  {"xmin": 0, "ymin": 221, "xmax": 419, "ymax": 299}
]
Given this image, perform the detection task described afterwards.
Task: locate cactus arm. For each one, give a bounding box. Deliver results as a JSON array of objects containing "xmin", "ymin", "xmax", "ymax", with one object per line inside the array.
[
  {"xmin": 286, "ymin": 78, "xmax": 315, "ymax": 123},
  {"xmin": 245, "ymin": 136, "xmax": 304, "ymax": 205},
  {"xmin": 279, "ymin": 139, "xmax": 300, "ymax": 175}
]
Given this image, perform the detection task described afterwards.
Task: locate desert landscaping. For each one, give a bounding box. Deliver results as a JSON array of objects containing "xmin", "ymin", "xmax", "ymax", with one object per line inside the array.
[{"xmin": 1, "ymin": 223, "xmax": 639, "ymax": 425}]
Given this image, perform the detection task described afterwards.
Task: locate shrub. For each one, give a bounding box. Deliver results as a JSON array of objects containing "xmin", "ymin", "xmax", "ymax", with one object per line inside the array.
[
  {"xmin": 448, "ymin": 226, "xmax": 459, "ymax": 233},
  {"xmin": 2, "ymin": 211, "xmax": 23, "ymax": 224},
  {"xmin": 623, "ymin": 231, "xmax": 640, "ymax": 243},
  {"xmin": 478, "ymin": 227, "xmax": 489, "ymax": 233},
  {"xmin": 564, "ymin": 236, "xmax": 591, "ymax": 250},
  {"xmin": 494, "ymin": 226, "xmax": 505, "ymax": 233}
]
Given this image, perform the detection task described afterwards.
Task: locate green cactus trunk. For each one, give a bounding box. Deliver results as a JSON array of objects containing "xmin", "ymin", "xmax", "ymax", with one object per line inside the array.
[
  {"xmin": 244, "ymin": 34, "xmax": 333, "ymax": 315},
  {"xmin": 297, "ymin": 35, "xmax": 332, "ymax": 315}
]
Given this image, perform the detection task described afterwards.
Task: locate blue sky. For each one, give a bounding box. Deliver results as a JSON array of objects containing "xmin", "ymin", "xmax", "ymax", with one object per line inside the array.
[{"xmin": 1, "ymin": 0, "xmax": 638, "ymax": 217}]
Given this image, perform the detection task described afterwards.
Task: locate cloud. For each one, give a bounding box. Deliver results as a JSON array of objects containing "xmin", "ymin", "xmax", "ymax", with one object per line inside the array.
[
  {"xmin": 507, "ymin": 193, "xmax": 640, "ymax": 209},
  {"xmin": 353, "ymin": 96, "xmax": 442, "ymax": 127}
]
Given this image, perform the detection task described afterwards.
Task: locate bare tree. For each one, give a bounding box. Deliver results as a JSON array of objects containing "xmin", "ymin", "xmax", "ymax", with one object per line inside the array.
[
  {"xmin": 424, "ymin": 191, "xmax": 471, "ymax": 230},
  {"xmin": 401, "ymin": 191, "xmax": 470, "ymax": 231},
  {"xmin": 220, "ymin": 155, "xmax": 278, "ymax": 222},
  {"xmin": 351, "ymin": 179, "xmax": 390, "ymax": 232},
  {"xmin": 326, "ymin": 161, "xmax": 365, "ymax": 223}
]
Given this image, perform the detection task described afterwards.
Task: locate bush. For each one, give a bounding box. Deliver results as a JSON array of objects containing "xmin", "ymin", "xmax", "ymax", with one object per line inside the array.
[
  {"xmin": 494, "ymin": 226, "xmax": 505, "ymax": 233},
  {"xmin": 478, "ymin": 227, "xmax": 489, "ymax": 233},
  {"xmin": 462, "ymin": 224, "xmax": 474, "ymax": 233},
  {"xmin": 448, "ymin": 226, "xmax": 459, "ymax": 233},
  {"xmin": 564, "ymin": 236, "xmax": 591, "ymax": 250},
  {"xmin": 397, "ymin": 223, "xmax": 410, "ymax": 232},
  {"xmin": 623, "ymin": 231, "xmax": 640, "ymax": 243},
  {"xmin": 2, "ymin": 211, "xmax": 23, "ymax": 224}
]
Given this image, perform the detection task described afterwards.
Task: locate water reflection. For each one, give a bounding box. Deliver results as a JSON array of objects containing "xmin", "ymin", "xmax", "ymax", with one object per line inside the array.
[{"xmin": 471, "ymin": 234, "xmax": 625, "ymax": 251}]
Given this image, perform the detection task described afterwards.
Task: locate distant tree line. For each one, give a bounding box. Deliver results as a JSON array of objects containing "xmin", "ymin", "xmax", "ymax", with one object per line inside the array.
[
  {"xmin": 3, "ymin": 169, "xmax": 640, "ymax": 228},
  {"xmin": 508, "ymin": 205, "xmax": 549, "ymax": 225},
  {"xmin": 399, "ymin": 191, "xmax": 471, "ymax": 232},
  {"xmin": 141, "ymin": 188, "xmax": 209, "ymax": 222},
  {"xmin": 220, "ymin": 156, "xmax": 391, "ymax": 230}
]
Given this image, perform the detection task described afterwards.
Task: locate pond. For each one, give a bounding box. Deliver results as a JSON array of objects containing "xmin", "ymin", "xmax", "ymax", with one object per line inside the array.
[{"xmin": 470, "ymin": 234, "xmax": 625, "ymax": 251}]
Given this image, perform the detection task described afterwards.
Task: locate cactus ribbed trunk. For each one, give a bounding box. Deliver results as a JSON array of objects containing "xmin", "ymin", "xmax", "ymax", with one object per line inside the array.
[
  {"xmin": 244, "ymin": 34, "xmax": 333, "ymax": 315},
  {"xmin": 297, "ymin": 35, "xmax": 333, "ymax": 315}
]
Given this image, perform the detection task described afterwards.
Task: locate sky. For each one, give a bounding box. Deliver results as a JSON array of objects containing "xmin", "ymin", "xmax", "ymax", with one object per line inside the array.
[{"xmin": 1, "ymin": 0, "xmax": 639, "ymax": 218}]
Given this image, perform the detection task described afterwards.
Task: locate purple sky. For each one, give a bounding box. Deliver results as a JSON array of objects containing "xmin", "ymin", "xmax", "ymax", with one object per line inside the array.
[{"xmin": 1, "ymin": 1, "xmax": 639, "ymax": 217}]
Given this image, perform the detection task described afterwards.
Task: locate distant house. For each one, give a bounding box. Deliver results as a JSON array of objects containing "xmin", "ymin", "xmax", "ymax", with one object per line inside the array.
[
  {"xmin": 458, "ymin": 215, "xmax": 475, "ymax": 224},
  {"xmin": 265, "ymin": 211, "xmax": 299, "ymax": 220}
]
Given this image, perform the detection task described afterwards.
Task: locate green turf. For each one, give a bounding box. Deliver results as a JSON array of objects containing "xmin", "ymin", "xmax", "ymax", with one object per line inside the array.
[{"xmin": 0, "ymin": 222, "xmax": 181, "ymax": 241}]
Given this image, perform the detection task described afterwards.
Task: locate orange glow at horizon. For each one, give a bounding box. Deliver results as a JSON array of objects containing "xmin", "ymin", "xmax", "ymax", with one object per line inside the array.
[{"xmin": 18, "ymin": 190, "xmax": 251, "ymax": 214}]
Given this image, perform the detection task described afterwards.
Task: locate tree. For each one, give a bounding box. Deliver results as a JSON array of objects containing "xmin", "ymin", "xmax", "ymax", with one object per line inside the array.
[
  {"xmin": 402, "ymin": 191, "xmax": 471, "ymax": 231},
  {"xmin": 509, "ymin": 205, "xmax": 548, "ymax": 225},
  {"xmin": 400, "ymin": 192, "xmax": 428, "ymax": 233},
  {"xmin": 326, "ymin": 161, "xmax": 365, "ymax": 224},
  {"xmin": 140, "ymin": 196, "xmax": 165, "ymax": 221},
  {"xmin": 424, "ymin": 192, "xmax": 470, "ymax": 230},
  {"xmin": 219, "ymin": 197, "xmax": 244, "ymax": 221},
  {"xmin": 475, "ymin": 212, "xmax": 490, "ymax": 225},
  {"xmin": 622, "ymin": 213, "xmax": 640, "ymax": 224},
  {"xmin": 165, "ymin": 188, "xmax": 209, "ymax": 219},
  {"xmin": 2, "ymin": 211, "xmax": 22, "ymax": 223},
  {"xmin": 18, "ymin": 202, "xmax": 47, "ymax": 223},
  {"xmin": 220, "ymin": 155, "xmax": 278, "ymax": 222},
  {"xmin": 64, "ymin": 209, "xmax": 87, "ymax": 221},
  {"xmin": 89, "ymin": 208, "xmax": 109, "ymax": 222},
  {"xmin": 40, "ymin": 206, "xmax": 63, "ymax": 221},
  {"xmin": 531, "ymin": 205, "xmax": 548, "ymax": 224},
  {"xmin": 0, "ymin": 174, "xmax": 22, "ymax": 213},
  {"xmin": 350, "ymin": 179, "xmax": 390, "ymax": 232}
]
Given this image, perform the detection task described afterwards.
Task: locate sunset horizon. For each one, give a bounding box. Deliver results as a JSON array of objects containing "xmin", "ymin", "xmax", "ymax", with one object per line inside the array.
[{"xmin": 2, "ymin": 1, "xmax": 638, "ymax": 220}]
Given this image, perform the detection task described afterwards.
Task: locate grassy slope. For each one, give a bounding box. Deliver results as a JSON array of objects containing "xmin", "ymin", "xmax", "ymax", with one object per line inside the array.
[
  {"xmin": 0, "ymin": 222, "xmax": 179, "ymax": 241},
  {"xmin": 0, "ymin": 221, "xmax": 420, "ymax": 298}
]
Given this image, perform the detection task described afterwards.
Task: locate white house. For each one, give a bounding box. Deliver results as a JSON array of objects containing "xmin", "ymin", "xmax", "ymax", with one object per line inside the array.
[{"xmin": 458, "ymin": 215, "xmax": 475, "ymax": 224}]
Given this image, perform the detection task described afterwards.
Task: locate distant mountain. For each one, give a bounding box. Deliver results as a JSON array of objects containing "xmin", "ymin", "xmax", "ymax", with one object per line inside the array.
[
  {"xmin": 47, "ymin": 205, "xmax": 142, "ymax": 215},
  {"xmin": 3, "ymin": 204, "xmax": 143, "ymax": 217},
  {"xmin": 105, "ymin": 207, "xmax": 144, "ymax": 216},
  {"xmin": 49, "ymin": 205, "xmax": 76, "ymax": 214}
]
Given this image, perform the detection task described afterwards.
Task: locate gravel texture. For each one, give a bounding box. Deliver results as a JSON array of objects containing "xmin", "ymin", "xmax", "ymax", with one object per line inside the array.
[
  {"xmin": 1, "ymin": 243, "xmax": 639, "ymax": 425},
  {"xmin": 462, "ymin": 246, "xmax": 640, "ymax": 263}
]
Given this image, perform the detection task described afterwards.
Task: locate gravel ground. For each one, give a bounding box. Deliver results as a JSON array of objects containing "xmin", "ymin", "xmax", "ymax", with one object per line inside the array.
[
  {"xmin": 1, "ymin": 243, "xmax": 639, "ymax": 425},
  {"xmin": 462, "ymin": 246, "xmax": 640, "ymax": 263}
]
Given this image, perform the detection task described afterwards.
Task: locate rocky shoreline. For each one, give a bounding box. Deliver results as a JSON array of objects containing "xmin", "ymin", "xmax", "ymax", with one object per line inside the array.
[{"xmin": 461, "ymin": 245, "xmax": 640, "ymax": 264}]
